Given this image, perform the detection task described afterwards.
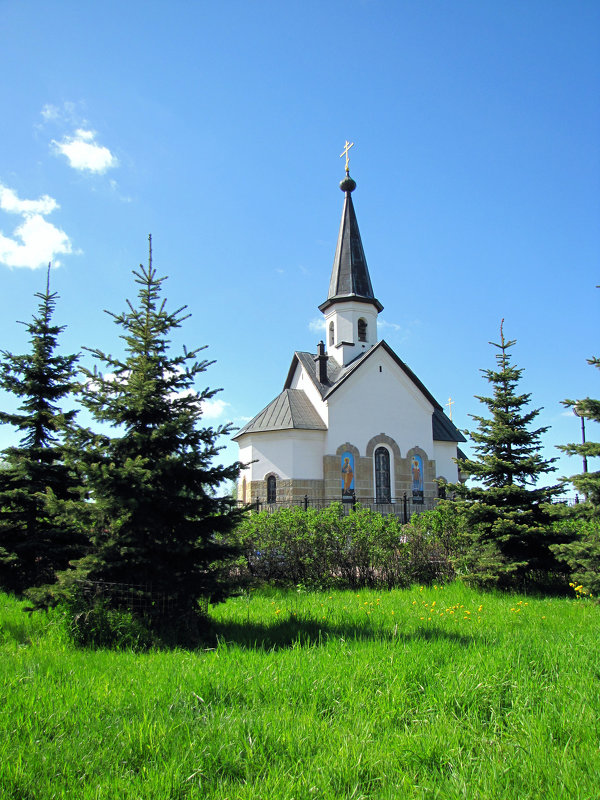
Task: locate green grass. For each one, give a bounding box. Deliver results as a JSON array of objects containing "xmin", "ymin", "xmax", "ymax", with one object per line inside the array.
[{"xmin": 1, "ymin": 583, "xmax": 598, "ymax": 799}]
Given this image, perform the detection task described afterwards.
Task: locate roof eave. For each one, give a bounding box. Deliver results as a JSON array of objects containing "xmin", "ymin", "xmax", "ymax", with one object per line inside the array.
[{"xmin": 318, "ymin": 295, "xmax": 384, "ymax": 314}]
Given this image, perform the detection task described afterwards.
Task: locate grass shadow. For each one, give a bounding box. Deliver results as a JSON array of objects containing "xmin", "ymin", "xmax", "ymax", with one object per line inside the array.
[{"xmin": 206, "ymin": 616, "xmax": 475, "ymax": 650}]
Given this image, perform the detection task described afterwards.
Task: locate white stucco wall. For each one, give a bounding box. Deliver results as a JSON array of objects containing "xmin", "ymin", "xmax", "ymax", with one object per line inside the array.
[
  {"xmin": 237, "ymin": 429, "xmax": 326, "ymax": 481},
  {"xmin": 323, "ymin": 300, "xmax": 378, "ymax": 366},
  {"xmin": 432, "ymin": 441, "xmax": 460, "ymax": 482},
  {"xmin": 326, "ymin": 347, "xmax": 435, "ymax": 458}
]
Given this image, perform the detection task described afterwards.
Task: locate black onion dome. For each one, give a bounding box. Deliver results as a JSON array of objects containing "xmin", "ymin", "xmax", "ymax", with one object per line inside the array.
[{"xmin": 340, "ymin": 175, "xmax": 356, "ymax": 193}]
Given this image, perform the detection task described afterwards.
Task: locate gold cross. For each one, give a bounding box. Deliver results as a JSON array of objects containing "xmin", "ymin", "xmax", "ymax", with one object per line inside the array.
[
  {"xmin": 446, "ymin": 397, "xmax": 455, "ymax": 421},
  {"xmin": 340, "ymin": 140, "xmax": 354, "ymax": 174}
]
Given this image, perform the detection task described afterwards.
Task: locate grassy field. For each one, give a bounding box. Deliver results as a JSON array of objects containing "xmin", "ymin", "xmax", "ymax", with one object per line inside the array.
[{"xmin": 1, "ymin": 582, "xmax": 598, "ymax": 799}]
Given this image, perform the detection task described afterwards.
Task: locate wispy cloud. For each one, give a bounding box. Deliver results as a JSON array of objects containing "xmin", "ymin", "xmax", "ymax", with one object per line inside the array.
[
  {"xmin": 377, "ymin": 319, "xmax": 404, "ymax": 332},
  {"xmin": 51, "ymin": 128, "xmax": 118, "ymax": 174},
  {"xmin": 0, "ymin": 183, "xmax": 73, "ymax": 269},
  {"xmin": 308, "ymin": 317, "xmax": 327, "ymax": 333},
  {"xmin": 40, "ymin": 102, "xmax": 78, "ymax": 124}
]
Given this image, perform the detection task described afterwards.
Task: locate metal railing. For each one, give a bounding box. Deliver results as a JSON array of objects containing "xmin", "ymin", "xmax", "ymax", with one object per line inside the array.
[{"xmin": 238, "ymin": 493, "xmax": 441, "ymax": 523}]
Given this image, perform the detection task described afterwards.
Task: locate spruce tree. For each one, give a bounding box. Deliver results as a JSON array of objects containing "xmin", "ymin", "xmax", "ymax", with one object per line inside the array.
[
  {"xmin": 0, "ymin": 266, "xmax": 86, "ymax": 594},
  {"xmin": 71, "ymin": 237, "xmax": 241, "ymax": 627},
  {"xmin": 452, "ymin": 321, "xmax": 566, "ymax": 589},
  {"xmin": 549, "ymin": 351, "xmax": 600, "ymax": 595},
  {"xmin": 557, "ymin": 354, "xmax": 600, "ymax": 507}
]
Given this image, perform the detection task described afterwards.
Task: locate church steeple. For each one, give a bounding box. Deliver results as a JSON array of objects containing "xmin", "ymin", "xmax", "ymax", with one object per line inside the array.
[
  {"xmin": 318, "ymin": 173, "xmax": 383, "ymax": 315},
  {"xmin": 319, "ymin": 148, "xmax": 383, "ymax": 367}
]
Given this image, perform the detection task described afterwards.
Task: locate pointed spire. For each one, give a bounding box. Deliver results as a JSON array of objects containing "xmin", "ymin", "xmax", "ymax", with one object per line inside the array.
[{"xmin": 319, "ymin": 171, "xmax": 383, "ymax": 313}]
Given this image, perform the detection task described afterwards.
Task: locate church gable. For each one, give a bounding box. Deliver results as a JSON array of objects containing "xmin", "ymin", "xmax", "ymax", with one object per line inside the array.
[{"xmin": 325, "ymin": 343, "xmax": 437, "ymax": 458}]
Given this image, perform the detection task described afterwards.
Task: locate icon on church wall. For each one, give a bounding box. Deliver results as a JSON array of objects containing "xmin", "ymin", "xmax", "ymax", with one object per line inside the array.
[
  {"xmin": 411, "ymin": 454, "xmax": 424, "ymax": 504},
  {"xmin": 341, "ymin": 452, "xmax": 355, "ymax": 496}
]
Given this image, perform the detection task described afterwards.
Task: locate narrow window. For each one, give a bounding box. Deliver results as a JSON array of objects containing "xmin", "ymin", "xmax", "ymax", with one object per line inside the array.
[
  {"xmin": 358, "ymin": 318, "xmax": 367, "ymax": 342},
  {"xmin": 267, "ymin": 475, "xmax": 277, "ymax": 504},
  {"xmin": 374, "ymin": 447, "xmax": 391, "ymax": 503},
  {"xmin": 329, "ymin": 321, "xmax": 334, "ymax": 346}
]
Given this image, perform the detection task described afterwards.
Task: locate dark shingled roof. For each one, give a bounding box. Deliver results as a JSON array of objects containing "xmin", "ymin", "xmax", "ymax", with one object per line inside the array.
[
  {"xmin": 433, "ymin": 408, "xmax": 467, "ymax": 443},
  {"xmin": 318, "ymin": 183, "xmax": 383, "ymax": 314},
  {"xmin": 232, "ymin": 389, "xmax": 327, "ymax": 439}
]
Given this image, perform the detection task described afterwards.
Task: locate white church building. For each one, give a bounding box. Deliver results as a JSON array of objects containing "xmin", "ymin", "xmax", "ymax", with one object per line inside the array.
[{"xmin": 234, "ymin": 165, "xmax": 465, "ymax": 510}]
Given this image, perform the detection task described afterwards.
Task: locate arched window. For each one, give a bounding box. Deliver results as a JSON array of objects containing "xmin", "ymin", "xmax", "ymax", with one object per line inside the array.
[
  {"xmin": 358, "ymin": 318, "xmax": 367, "ymax": 342},
  {"xmin": 267, "ymin": 475, "xmax": 277, "ymax": 504},
  {"xmin": 374, "ymin": 447, "xmax": 391, "ymax": 503},
  {"xmin": 329, "ymin": 321, "xmax": 335, "ymax": 346}
]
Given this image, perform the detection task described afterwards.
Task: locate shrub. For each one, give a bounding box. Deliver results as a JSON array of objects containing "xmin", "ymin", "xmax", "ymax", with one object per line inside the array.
[{"xmin": 233, "ymin": 503, "xmax": 459, "ymax": 590}]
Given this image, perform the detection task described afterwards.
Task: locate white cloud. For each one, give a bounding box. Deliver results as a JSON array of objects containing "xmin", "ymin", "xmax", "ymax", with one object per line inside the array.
[
  {"xmin": 308, "ymin": 317, "xmax": 327, "ymax": 333},
  {"xmin": 51, "ymin": 128, "xmax": 118, "ymax": 174},
  {"xmin": 0, "ymin": 183, "xmax": 73, "ymax": 269},
  {"xmin": 0, "ymin": 185, "xmax": 58, "ymax": 216},
  {"xmin": 201, "ymin": 398, "xmax": 229, "ymax": 420}
]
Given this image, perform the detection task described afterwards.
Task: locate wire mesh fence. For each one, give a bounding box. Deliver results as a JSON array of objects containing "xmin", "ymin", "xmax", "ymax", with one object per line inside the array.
[{"xmin": 74, "ymin": 579, "xmax": 209, "ymax": 617}]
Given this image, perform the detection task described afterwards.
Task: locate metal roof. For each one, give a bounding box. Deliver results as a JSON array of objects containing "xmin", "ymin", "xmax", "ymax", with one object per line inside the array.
[
  {"xmin": 318, "ymin": 178, "xmax": 383, "ymax": 314},
  {"xmin": 232, "ymin": 388, "xmax": 327, "ymax": 439}
]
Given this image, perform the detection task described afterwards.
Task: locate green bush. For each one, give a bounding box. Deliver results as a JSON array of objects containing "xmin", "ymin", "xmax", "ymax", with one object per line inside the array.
[{"xmin": 233, "ymin": 503, "xmax": 458, "ymax": 590}]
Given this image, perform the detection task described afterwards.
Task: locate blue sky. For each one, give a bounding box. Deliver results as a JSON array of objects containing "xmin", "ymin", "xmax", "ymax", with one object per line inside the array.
[{"xmin": 1, "ymin": 0, "xmax": 598, "ymax": 492}]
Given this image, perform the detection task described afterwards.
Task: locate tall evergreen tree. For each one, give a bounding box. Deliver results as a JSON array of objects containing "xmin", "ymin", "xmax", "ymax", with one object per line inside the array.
[
  {"xmin": 557, "ymin": 353, "xmax": 600, "ymax": 508},
  {"xmin": 0, "ymin": 266, "xmax": 85, "ymax": 594},
  {"xmin": 71, "ymin": 237, "xmax": 242, "ymax": 625},
  {"xmin": 452, "ymin": 321, "xmax": 566, "ymax": 589},
  {"xmin": 549, "ymin": 351, "xmax": 600, "ymax": 596}
]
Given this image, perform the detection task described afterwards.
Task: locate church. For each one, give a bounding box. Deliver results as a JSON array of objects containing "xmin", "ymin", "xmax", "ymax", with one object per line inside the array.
[{"xmin": 234, "ymin": 153, "xmax": 466, "ymax": 511}]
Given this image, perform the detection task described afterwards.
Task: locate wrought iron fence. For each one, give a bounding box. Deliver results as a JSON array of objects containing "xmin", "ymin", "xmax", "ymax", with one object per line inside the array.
[
  {"xmin": 237, "ymin": 490, "xmax": 581, "ymax": 520},
  {"xmin": 237, "ymin": 493, "xmax": 441, "ymax": 523}
]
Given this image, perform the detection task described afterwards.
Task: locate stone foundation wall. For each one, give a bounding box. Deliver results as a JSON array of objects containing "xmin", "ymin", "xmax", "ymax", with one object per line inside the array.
[
  {"xmin": 243, "ymin": 478, "xmax": 325, "ymax": 505},
  {"xmin": 239, "ymin": 439, "xmax": 442, "ymax": 506}
]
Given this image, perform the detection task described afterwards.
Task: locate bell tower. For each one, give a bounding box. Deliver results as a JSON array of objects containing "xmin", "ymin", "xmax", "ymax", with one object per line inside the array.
[{"xmin": 318, "ymin": 145, "xmax": 383, "ymax": 367}]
